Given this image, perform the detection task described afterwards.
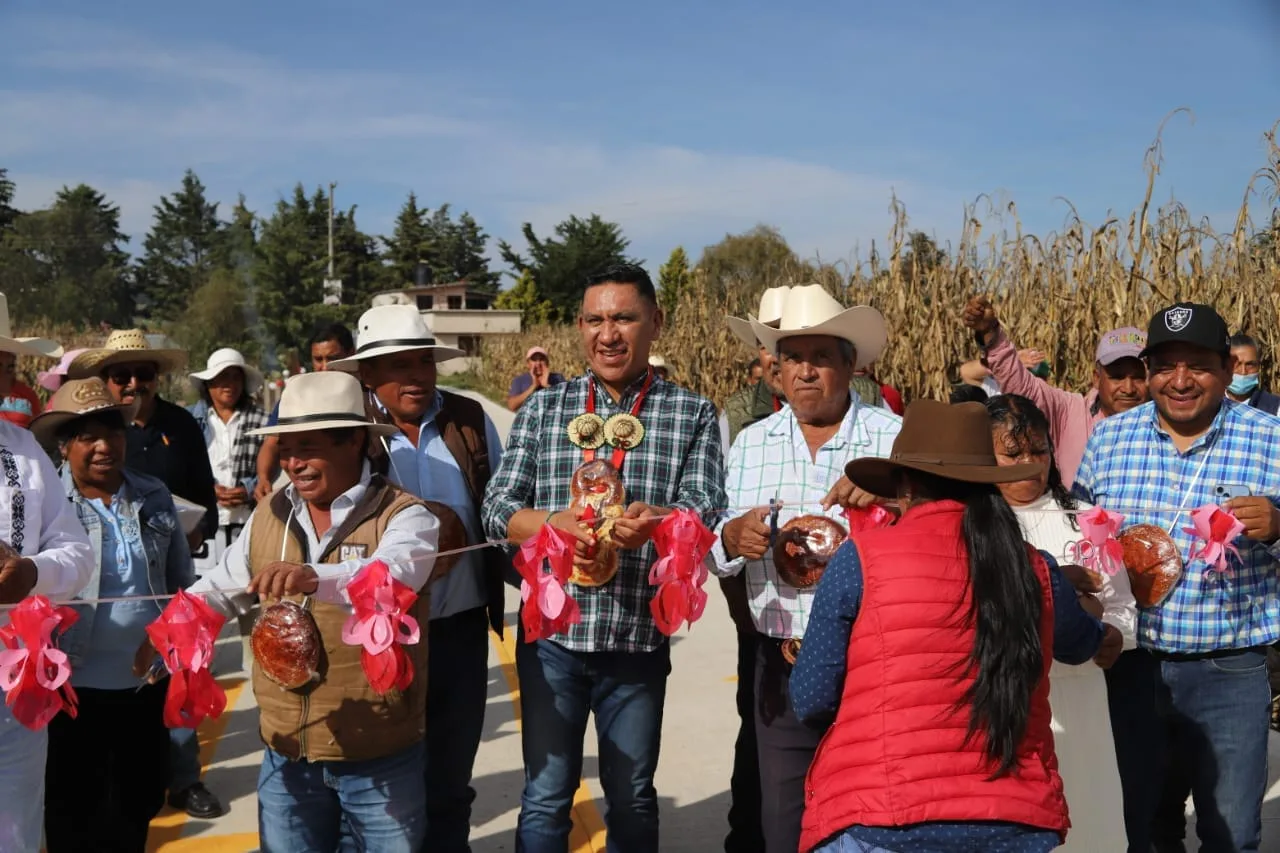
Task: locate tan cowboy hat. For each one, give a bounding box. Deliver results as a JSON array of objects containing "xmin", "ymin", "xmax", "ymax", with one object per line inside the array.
[
  {"xmin": 750, "ymin": 284, "xmax": 887, "ymax": 371},
  {"xmin": 29, "ymin": 378, "xmax": 138, "ymax": 447},
  {"xmin": 328, "ymin": 305, "xmax": 465, "ymax": 372},
  {"xmin": 69, "ymin": 329, "xmax": 187, "ymax": 379},
  {"xmin": 845, "ymin": 400, "xmax": 1043, "ymax": 498},
  {"xmin": 0, "ymin": 293, "xmax": 62, "ymax": 359},
  {"xmin": 190, "ymin": 347, "xmax": 264, "ymax": 396},
  {"xmin": 248, "ymin": 371, "xmax": 398, "ymax": 437},
  {"xmin": 725, "ymin": 286, "xmax": 792, "ymax": 350}
]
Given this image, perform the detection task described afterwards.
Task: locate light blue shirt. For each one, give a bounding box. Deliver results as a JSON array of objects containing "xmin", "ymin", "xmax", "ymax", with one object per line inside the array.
[
  {"xmin": 381, "ymin": 392, "xmax": 504, "ymax": 620},
  {"xmin": 74, "ymin": 490, "xmax": 163, "ymax": 690}
]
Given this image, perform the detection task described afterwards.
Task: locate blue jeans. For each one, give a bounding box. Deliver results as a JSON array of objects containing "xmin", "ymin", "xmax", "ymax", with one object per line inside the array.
[
  {"xmin": 1158, "ymin": 648, "xmax": 1270, "ymax": 852},
  {"xmin": 424, "ymin": 606, "xmax": 489, "ymax": 853},
  {"xmin": 0, "ymin": 702, "xmax": 46, "ymax": 853},
  {"xmin": 515, "ymin": 637, "xmax": 671, "ymax": 853},
  {"xmin": 169, "ymin": 725, "xmax": 203, "ymax": 793},
  {"xmin": 257, "ymin": 741, "xmax": 427, "ymax": 853}
]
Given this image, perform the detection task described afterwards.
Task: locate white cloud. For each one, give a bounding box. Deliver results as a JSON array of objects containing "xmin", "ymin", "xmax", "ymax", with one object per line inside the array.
[{"xmin": 1, "ymin": 14, "xmax": 967, "ymax": 266}]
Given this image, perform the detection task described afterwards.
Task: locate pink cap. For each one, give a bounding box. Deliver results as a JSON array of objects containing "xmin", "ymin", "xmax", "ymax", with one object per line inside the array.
[
  {"xmin": 526, "ymin": 347, "xmax": 549, "ymax": 360},
  {"xmin": 36, "ymin": 348, "xmax": 88, "ymax": 392},
  {"xmin": 1095, "ymin": 327, "xmax": 1146, "ymax": 366}
]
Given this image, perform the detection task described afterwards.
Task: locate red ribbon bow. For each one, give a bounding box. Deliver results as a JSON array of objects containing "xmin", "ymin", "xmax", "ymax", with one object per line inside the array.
[
  {"xmin": 1183, "ymin": 504, "xmax": 1246, "ymax": 575},
  {"xmin": 648, "ymin": 509, "xmax": 717, "ymax": 636},
  {"xmin": 842, "ymin": 505, "xmax": 895, "ymax": 536},
  {"xmin": 145, "ymin": 590, "xmax": 229, "ymax": 728},
  {"xmin": 1067, "ymin": 507, "xmax": 1127, "ymax": 577},
  {"xmin": 342, "ymin": 561, "xmax": 422, "ymax": 695},
  {"xmin": 0, "ymin": 596, "xmax": 79, "ymax": 730},
  {"xmin": 513, "ymin": 525, "xmax": 582, "ymax": 642}
]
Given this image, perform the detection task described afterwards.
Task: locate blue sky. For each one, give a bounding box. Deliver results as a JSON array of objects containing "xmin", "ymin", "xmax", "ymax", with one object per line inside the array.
[{"xmin": 2, "ymin": 1, "xmax": 1278, "ymax": 277}]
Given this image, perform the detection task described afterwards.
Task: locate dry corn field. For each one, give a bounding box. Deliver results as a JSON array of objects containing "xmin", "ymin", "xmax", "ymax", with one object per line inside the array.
[{"xmin": 480, "ymin": 120, "xmax": 1280, "ymax": 409}]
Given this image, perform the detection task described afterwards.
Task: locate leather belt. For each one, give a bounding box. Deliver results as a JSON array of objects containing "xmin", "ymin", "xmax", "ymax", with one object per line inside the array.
[{"xmin": 762, "ymin": 635, "xmax": 803, "ymax": 665}]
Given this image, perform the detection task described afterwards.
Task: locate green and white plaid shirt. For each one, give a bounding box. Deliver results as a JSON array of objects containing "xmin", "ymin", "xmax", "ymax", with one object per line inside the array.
[
  {"xmin": 483, "ymin": 371, "xmax": 726, "ymax": 653},
  {"xmin": 710, "ymin": 396, "xmax": 901, "ymax": 639}
]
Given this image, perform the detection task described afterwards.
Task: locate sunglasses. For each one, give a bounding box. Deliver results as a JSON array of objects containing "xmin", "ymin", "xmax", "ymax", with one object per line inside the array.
[{"xmin": 107, "ymin": 365, "xmax": 158, "ymax": 385}]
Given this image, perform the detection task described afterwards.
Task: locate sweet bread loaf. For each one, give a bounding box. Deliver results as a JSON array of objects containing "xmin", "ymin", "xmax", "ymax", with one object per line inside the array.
[
  {"xmin": 251, "ymin": 600, "xmax": 322, "ymax": 689},
  {"xmin": 773, "ymin": 515, "xmax": 846, "ymax": 589}
]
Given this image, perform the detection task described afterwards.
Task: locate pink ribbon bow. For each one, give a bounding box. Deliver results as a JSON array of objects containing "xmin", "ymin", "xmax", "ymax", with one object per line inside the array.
[
  {"xmin": 648, "ymin": 510, "xmax": 717, "ymax": 636},
  {"xmin": 145, "ymin": 590, "xmax": 229, "ymax": 728},
  {"xmin": 341, "ymin": 561, "xmax": 422, "ymax": 695},
  {"xmin": 1066, "ymin": 507, "xmax": 1127, "ymax": 577},
  {"xmin": 513, "ymin": 525, "xmax": 582, "ymax": 643},
  {"xmin": 843, "ymin": 505, "xmax": 895, "ymax": 536},
  {"xmin": 0, "ymin": 596, "xmax": 79, "ymax": 730},
  {"xmin": 1182, "ymin": 504, "xmax": 1245, "ymax": 575}
]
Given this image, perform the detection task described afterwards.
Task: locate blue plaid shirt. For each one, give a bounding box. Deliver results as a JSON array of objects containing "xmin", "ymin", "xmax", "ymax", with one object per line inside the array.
[{"xmin": 1073, "ymin": 400, "xmax": 1280, "ymax": 654}]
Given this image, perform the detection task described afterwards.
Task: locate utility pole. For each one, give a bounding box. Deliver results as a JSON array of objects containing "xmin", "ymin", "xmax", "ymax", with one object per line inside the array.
[{"xmin": 323, "ymin": 181, "xmax": 342, "ymax": 305}]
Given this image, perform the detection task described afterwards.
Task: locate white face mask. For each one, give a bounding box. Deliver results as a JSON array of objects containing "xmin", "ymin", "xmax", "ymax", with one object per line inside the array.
[{"xmin": 1228, "ymin": 373, "xmax": 1260, "ymax": 396}]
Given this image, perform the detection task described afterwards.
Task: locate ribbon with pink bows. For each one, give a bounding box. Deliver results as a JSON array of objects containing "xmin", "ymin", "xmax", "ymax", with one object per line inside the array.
[
  {"xmin": 1067, "ymin": 507, "xmax": 1127, "ymax": 577},
  {"xmin": 145, "ymin": 590, "xmax": 228, "ymax": 728},
  {"xmin": 648, "ymin": 509, "xmax": 717, "ymax": 636},
  {"xmin": 513, "ymin": 525, "xmax": 582, "ymax": 642},
  {"xmin": 0, "ymin": 596, "xmax": 79, "ymax": 730},
  {"xmin": 843, "ymin": 505, "xmax": 896, "ymax": 536},
  {"xmin": 341, "ymin": 561, "xmax": 422, "ymax": 695},
  {"xmin": 1183, "ymin": 505, "xmax": 1246, "ymax": 575}
]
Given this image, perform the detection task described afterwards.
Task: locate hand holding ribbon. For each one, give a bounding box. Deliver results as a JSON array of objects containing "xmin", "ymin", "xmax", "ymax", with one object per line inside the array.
[
  {"xmin": 843, "ymin": 505, "xmax": 895, "ymax": 535},
  {"xmin": 513, "ymin": 525, "xmax": 581, "ymax": 642},
  {"xmin": 1183, "ymin": 504, "xmax": 1245, "ymax": 574},
  {"xmin": 0, "ymin": 596, "xmax": 79, "ymax": 730},
  {"xmin": 341, "ymin": 561, "xmax": 422, "ymax": 695},
  {"xmin": 145, "ymin": 590, "xmax": 228, "ymax": 728},
  {"xmin": 1067, "ymin": 507, "xmax": 1126, "ymax": 577},
  {"xmin": 648, "ymin": 509, "xmax": 717, "ymax": 636}
]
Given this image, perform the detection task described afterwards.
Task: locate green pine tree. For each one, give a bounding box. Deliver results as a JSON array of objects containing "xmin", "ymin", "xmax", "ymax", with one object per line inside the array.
[
  {"xmin": 494, "ymin": 269, "xmax": 554, "ymax": 326},
  {"xmin": 658, "ymin": 246, "xmax": 693, "ymax": 320},
  {"xmin": 136, "ymin": 170, "xmax": 227, "ymax": 321}
]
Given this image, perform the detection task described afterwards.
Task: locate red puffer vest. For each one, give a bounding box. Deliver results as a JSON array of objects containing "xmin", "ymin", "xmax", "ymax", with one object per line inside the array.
[{"xmin": 799, "ymin": 500, "xmax": 1068, "ymax": 853}]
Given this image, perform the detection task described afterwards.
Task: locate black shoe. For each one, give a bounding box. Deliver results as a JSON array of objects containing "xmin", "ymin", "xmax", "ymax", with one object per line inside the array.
[{"xmin": 168, "ymin": 782, "xmax": 223, "ymax": 819}]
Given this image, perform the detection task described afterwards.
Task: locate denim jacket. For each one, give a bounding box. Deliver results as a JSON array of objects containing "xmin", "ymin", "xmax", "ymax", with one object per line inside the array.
[{"xmin": 59, "ymin": 466, "xmax": 196, "ymax": 667}]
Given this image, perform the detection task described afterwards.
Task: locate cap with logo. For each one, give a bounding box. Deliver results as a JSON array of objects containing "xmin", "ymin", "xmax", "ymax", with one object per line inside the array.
[
  {"xmin": 1095, "ymin": 327, "xmax": 1147, "ymax": 366},
  {"xmin": 526, "ymin": 347, "xmax": 549, "ymax": 360},
  {"xmin": 1140, "ymin": 302, "xmax": 1229, "ymax": 359}
]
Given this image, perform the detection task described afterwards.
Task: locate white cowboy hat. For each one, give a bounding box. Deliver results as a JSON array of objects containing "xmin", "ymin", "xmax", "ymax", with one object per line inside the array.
[
  {"xmin": 750, "ymin": 284, "xmax": 887, "ymax": 371},
  {"xmin": 69, "ymin": 328, "xmax": 187, "ymax": 379},
  {"xmin": 725, "ymin": 286, "xmax": 792, "ymax": 349},
  {"xmin": 247, "ymin": 372, "xmax": 398, "ymax": 437},
  {"xmin": 328, "ymin": 305, "xmax": 465, "ymax": 372},
  {"xmin": 0, "ymin": 293, "xmax": 63, "ymax": 360},
  {"xmin": 190, "ymin": 347, "xmax": 264, "ymax": 396}
]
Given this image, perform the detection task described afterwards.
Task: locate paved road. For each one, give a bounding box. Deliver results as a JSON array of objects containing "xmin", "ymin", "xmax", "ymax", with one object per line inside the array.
[{"xmin": 145, "ymin": 388, "xmax": 1280, "ymax": 851}]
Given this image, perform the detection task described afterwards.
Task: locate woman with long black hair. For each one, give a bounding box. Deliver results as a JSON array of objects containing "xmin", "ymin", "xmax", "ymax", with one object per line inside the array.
[{"xmin": 791, "ymin": 400, "xmax": 1105, "ymax": 853}]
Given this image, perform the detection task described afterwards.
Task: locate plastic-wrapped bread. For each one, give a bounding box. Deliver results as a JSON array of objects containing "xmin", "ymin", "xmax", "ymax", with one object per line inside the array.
[
  {"xmin": 1118, "ymin": 524, "xmax": 1183, "ymax": 608},
  {"xmin": 251, "ymin": 600, "xmax": 322, "ymax": 689},
  {"xmin": 568, "ymin": 460, "xmax": 626, "ymax": 587},
  {"xmin": 773, "ymin": 515, "xmax": 847, "ymax": 589}
]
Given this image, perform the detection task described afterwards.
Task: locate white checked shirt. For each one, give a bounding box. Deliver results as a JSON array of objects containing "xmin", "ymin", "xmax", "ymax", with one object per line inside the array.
[{"xmin": 711, "ymin": 396, "xmax": 901, "ymax": 639}]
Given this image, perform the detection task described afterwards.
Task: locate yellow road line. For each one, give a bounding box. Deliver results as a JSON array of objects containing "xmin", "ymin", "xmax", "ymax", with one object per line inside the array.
[
  {"xmin": 148, "ymin": 677, "xmax": 250, "ymax": 852},
  {"xmin": 491, "ymin": 626, "xmax": 608, "ymax": 853}
]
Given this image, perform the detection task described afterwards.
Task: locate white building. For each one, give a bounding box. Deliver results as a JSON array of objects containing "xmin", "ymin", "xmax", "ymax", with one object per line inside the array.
[{"xmin": 370, "ymin": 282, "xmax": 522, "ymax": 375}]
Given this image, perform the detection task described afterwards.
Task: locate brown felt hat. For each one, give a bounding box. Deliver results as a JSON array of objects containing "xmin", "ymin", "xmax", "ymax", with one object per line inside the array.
[{"xmin": 845, "ymin": 399, "xmax": 1044, "ymax": 498}]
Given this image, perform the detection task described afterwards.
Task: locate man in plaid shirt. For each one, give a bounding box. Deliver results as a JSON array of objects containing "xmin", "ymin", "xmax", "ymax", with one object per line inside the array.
[
  {"xmin": 1074, "ymin": 302, "xmax": 1280, "ymax": 853},
  {"xmin": 483, "ymin": 264, "xmax": 724, "ymax": 852},
  {"xmin": 710, "ymin": 284, "xmax": 901, "ymax": 853}
]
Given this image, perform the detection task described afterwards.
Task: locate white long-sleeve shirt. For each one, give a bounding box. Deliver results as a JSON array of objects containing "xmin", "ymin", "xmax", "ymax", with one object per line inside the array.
[
  {"xmin": 0, "ymin": 422, "xmax": 94, "ymax": 605},
  {"xmin": 188, "ymin": 464, "xmax": 440, "ymax": 609}
]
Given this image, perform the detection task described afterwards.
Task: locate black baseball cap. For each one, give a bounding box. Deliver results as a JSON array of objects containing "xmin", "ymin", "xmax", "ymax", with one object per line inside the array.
[{"xmin": 1140, "ymin": 302, "xmax": 1229, "ymax": 359}]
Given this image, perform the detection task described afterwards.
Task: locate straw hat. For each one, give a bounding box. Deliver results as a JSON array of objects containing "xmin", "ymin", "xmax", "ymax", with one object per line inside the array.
[
  {"xmin": 725, "ymin": 286, "xmax": 792, "ymax": 350},
  {"xmin": 190, "ymin": 348, "xmax": 264, "ymax": 396},
  {"xmin": 844, "ymin": 400, "xmax": 1043, "ymax": 498},
  {"xmin": 69, "ymin": 329, "xmax": 187, "ymax": 379},
  {"xmin": 247, "ymin": 372, "xmax": 398, "ymax": 437},
  {"xmin": 328, "ymin": 305, "xmax": 465, "ymax": 372},
  {"xmin": 29, "ymin": 378, "xmax": 138, "ymax": 447},
  {"xmin": 0, "ymin": 293, "xmax": 62, "ymax": 360},
  {"xmin": 750, "ymin": 285, "xmax": 887, "ymax": 371}
]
